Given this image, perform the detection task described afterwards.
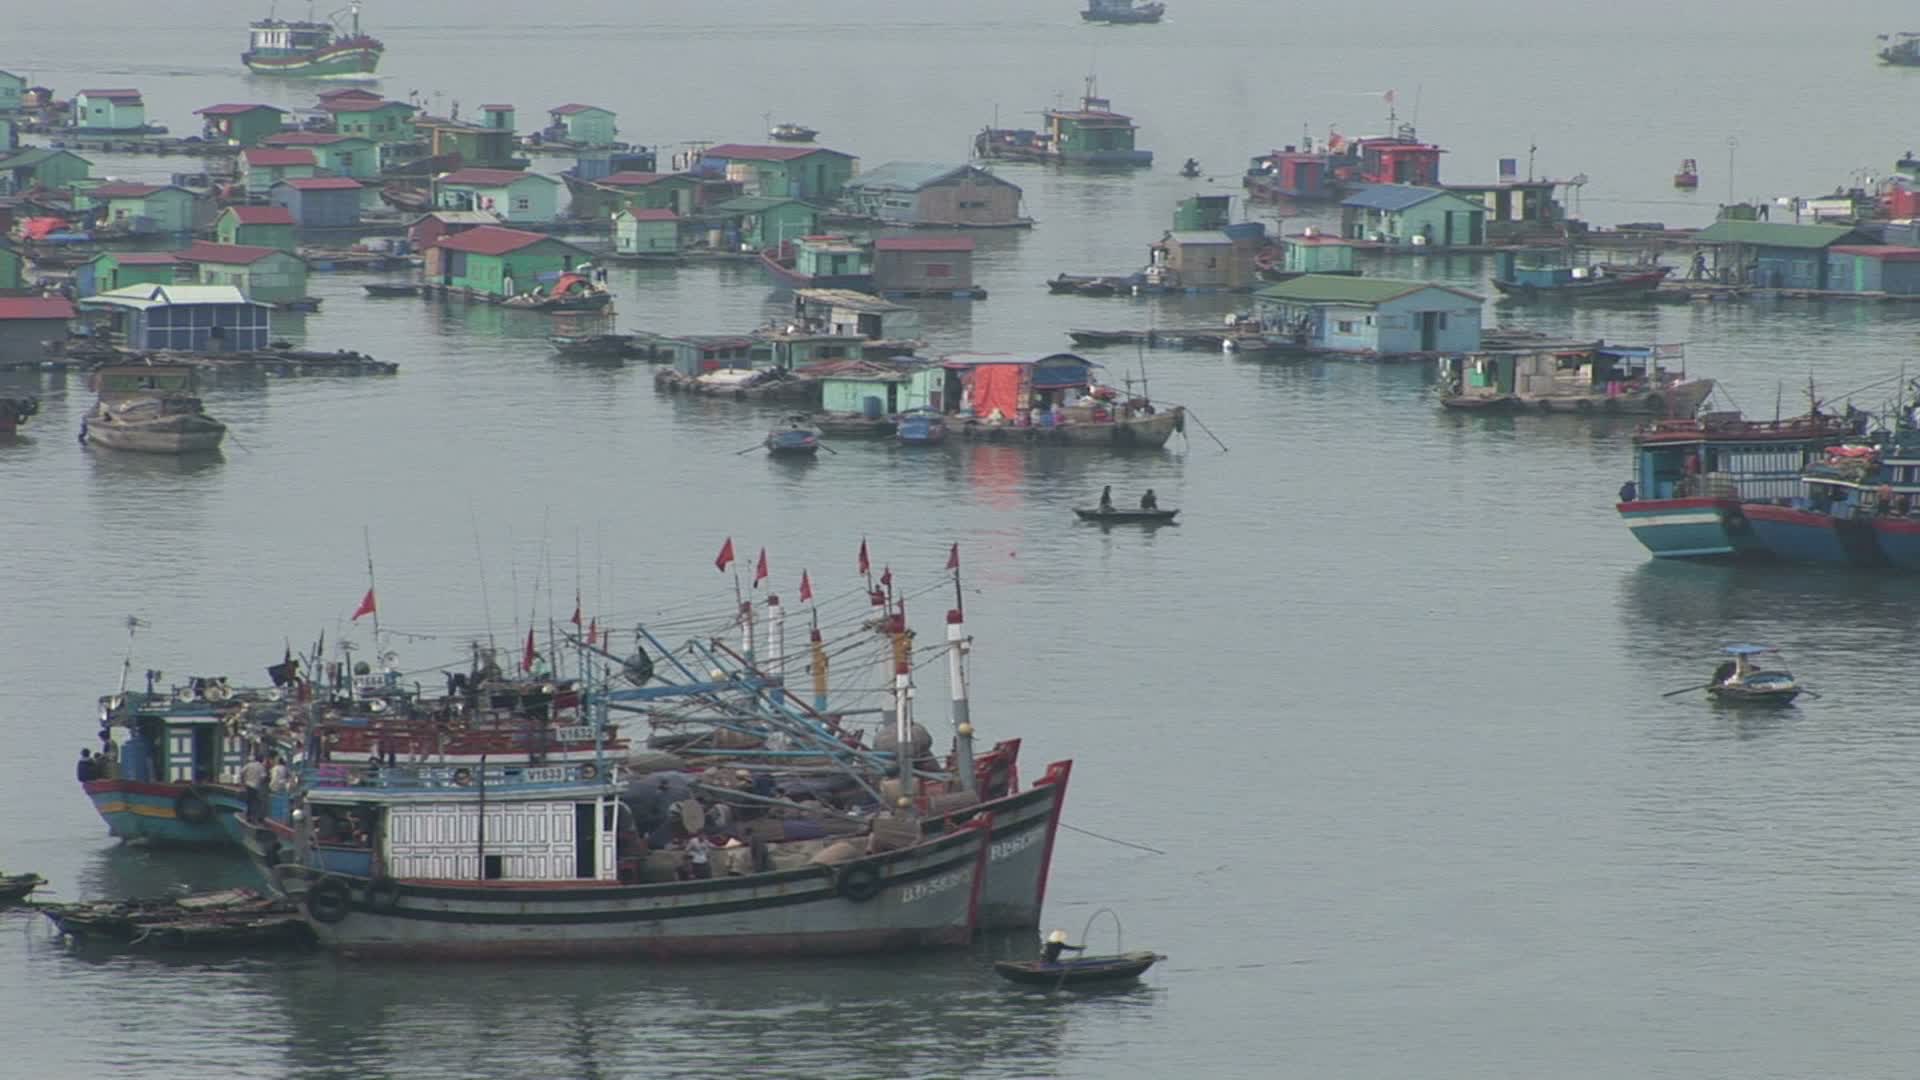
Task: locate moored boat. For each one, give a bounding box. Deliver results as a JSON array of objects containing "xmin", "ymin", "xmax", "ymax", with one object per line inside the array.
[
  {"xmin": 1741, "ymin": 443, "xmax": 1889, "ymax": 566},
  {"xmin": 1491, "ymin": 252, "xmax": 1671, "ymax": 301},
  {"xmin": 0, "ymin": 873, "xmax": 47, "ymax": 903},
  {"xmin": 1616, "ymin": 409, "xmax": 1865, "ymax": 560},
  {"xmin": 81, "ymin": 364, "xmax": 225, "ymax": 454},
  {"xmin": 85, "ymin": 672, "xmax": 271, "ymax": 846},
  {"xmin": 765, "ymin": 416, "xmax": 822, "ymax": 456},
  {"xmin": 0, "ymin": 396, "xmax": 39, "ymax": 436},
  {"xmin": 895, "ymin": 408, "xmax": 946, "ymax": 446},
  {"xmin": 38, "ymin": 889, "xmax": 312, "ymax": 950},
  {"xmin": 1439, "ymin": 342, "xmax": 1711, "ymax": 417},
  {"xmin": 242, "ymin": 1, "xmax": 383, "ymax": 77},
  {"xmin": 361, "ymin": 283, "xmax": 420, "ymax": 298},
  {"xmin": 769, "ymin": 122, "xmax": 818, "ymax": 143},
  {"xmin": 995, "ymin": 950, "xmax": 1165, "ymax": 987},
  {"xmin": 1074, "ymin": 506, "xmax": 1178, "ymax": 524},
  {"xmin": 1674, "ymin": 158, "xmax": 1699, "ymax": 189},
  {"xmin": 940, "ymin": 352, "xmax": 1184, "ymax": 449},
  {"xmin": 1880, "ymin": 32, "xmax": 1920, "ymax": 66},
  {"xmin": 501, "ymin": 273, "xmax": 613, "ymax": 312},
  {"xmin": 975, "ymin": 78, "xmax": 1152, "ymax": 167},
  {"xmin": 1081, "ymin": 0, "xmax": 1166, "ymax": 23}
]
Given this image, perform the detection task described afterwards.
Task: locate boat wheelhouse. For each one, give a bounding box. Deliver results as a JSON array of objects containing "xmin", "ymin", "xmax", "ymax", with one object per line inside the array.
[
  {"xmin": 87, "ymin": 675, "xmax": 263, "ymax": 846},
  {"xmin": 1616, "ymin": 410, "xmax": 1865, "ymax": 560},
  {"xmin": 1438, "ymin": 342, "xmax": 1710, "ymax": 416},
  {"xmin": 1244, "ymin": 124, "xmax": 1443, "ymax": 203},
  {"xmin": 974, "ymin": 79, "xmax": 1152, "ymax": 167}
]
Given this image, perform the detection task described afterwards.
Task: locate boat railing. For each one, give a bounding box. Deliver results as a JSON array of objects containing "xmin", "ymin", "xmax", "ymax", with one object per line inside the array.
[{"xmin": 304, "ymin": 758, "xmax": 618, "ymax": 794}]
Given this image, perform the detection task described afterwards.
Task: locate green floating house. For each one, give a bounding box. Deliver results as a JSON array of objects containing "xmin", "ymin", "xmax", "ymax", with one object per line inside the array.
[
  {"xmin": 242, "ymin": 148, "xmax": 318, "ymax": 198},
  {"xmin": 697, "ymin": 144, "xmax": 858, "ymax": 203},
  {"xmin": 195, "ymin": 103, "xmax": 287, "ymax": 147},
  {"xmin": 82, "ymin": 251, "xmax": 182, "ymax": 297},
  {"xmin": 215, "ymin": 205, "xmax": 296, "ymax": 251},
  {"xmin": 181, "ymin": 241, "xmax": 310, "ymax": 306},
  {"xmin": 321, "ymin": 95, "xmax": 416, "ymax": 144},
  {"xmin": 73, "ymin": 181, "xmax": 198, "ymax": 235},
  {"xmin": 702, "ymin": 195, "xmax": 818, "ymax": 252},
  {"xmin": 814, "ymin": 360, "xmax": 942, "ymax": 417},
  {"xmin": 543, "ymin": 104, "xmax": 618, "ymax": 147},
  {"xmin": 0, "ymin": 147, "xmax": 93, "ymax": 194},
  {"xmin": 72, "ymin": 89, "xmax": 147, "ymax": 132},
  {"xmin": 613, "ymin": 208, "xmax": 679, "ymax": 256},
  {"xmin": 261, "ymin": 131, "xmax": 380, "ymax": 179},
  {"xmin": 426, "ymin": 225, "xmax": 590, "ymax": 299},
  {"xmin": 1281, "ymin": 232, "xmax": 1357, "ymax": 276}
]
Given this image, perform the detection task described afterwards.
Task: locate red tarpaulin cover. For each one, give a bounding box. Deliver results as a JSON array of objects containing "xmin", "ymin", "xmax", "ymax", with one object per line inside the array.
[
  {"xmin": 967, "ymin": 364, "xmax": 1024, "ymax": 420},
  {"xmin": 18, "ymin": 217, "xmax": 63, "ymax": 240}
]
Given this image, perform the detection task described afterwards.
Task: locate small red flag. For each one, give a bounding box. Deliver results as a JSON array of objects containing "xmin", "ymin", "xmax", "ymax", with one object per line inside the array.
[
  {"xmin": 946, "ymin": 543, "xmax": 960, "ymax": 572},
  {"xmin": 880, "ymin": 566, "xmax": 892, "ymax": 588},
  {"xmin": 351, "ymin": 588, "xmax": 376, "ymax": 621},
  {"xmin": 715, "ymin": 536, "xmax": 735, "ymax": 573},
  {"xmin": 754, "ymin": 548, "xmax": 768, "ymax": 586},
  {"xmin": 570, "ymin": 593, "xmax": 582, "ymax": 627},
  {"xmin": 521, "ymin": 627, "xmax": 536, "ymax": 673},
  {"xmin": 857, "ymin": 538, "xmax": 870, "ymax": 576},
  {"xmin": 799, "ymin": 570, "xmax": 812, "ymax": 602},
  {"xmin": 587, "ymin": 618, "xmax": 599, "ymax": 646}
]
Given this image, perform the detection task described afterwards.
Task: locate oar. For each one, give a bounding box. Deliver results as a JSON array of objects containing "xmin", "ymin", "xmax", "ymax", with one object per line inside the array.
[
  {"xmin": 815, "ymin": 440, "xmax": 838, "ymax": 455},
  {"xmin": 1662, "ymin": 683, "xmax": 1712, "ymax": 697},
  {"xmin": 733, "ymin": 442, "xmax": 767, "ymax": 455},
  {"xmin": 1798, "ymin": 686, "xmax": 1823, "ymax": 699}
]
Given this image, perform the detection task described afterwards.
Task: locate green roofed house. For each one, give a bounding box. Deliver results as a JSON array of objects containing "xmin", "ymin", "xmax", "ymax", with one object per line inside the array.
[
  {"xmin": 425, "ymin": 225, "xmax": 589, "ymax": 299},
  {"xmin": 73, "ymin": 182, "xmax": 199, "ymax": 236},
  {"xmin": 195, "ymin": 104, "xmax": 287, "ymax": 147},
  {"xmin": 261, "ymin": 131, "xmax": 379, "ymax": 179},
  {"xmin": 72, "ymin": 89, "xmax": 147, "ymax": 132},
  {"xmin": 0, "ymin": 71, "xmax": 26, "ymax": 115},
  {"xmin": 0, "ymin": 147, "xmax": 92, "ymax": 194},
  {"xmin": 543, "ymin": 104, "xmax": 618, "ymax": 148},
  {"xmin": 1254, "ymin": 275, "xmax": 1484, "ymax": 358},
  {"xmin": 1689, "ymin": 220, "xmax": 1867, "ymax": 290},
  {"xmin": 614, "ymin": 208, "xmax": 679, "ymax": 256},
  {"xmin": 321, "ymin": 96, "xmax": 415, "ymax": 144},
  {"xmin": 697, "ymin": 144, "xmax": 858, "ymax": 203},
  {"xmin": 216, "ymin": 205, "xmax": 296, "ymax": 251}
]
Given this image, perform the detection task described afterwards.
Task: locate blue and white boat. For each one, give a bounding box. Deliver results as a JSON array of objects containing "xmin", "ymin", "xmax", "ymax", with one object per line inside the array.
[
  {"xmin": 765, "ymin": 416, "xmax": 821, "ymax": 456},
  {"xmin": 86, "ymin": 675, "xmax": 267, "ymax": 847},
  {"xmin": 895, "ymin": 407, "xmax": 946, "ymax": 446}
]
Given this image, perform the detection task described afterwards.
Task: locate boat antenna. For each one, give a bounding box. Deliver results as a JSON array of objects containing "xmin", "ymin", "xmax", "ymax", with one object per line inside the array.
[
  {"xmin": 1775, "ymin": 381, "xmax": 1783, "ymax": 423},
  {"xmin": 469, "ymin": 502, "xmax": 496, "ymax": 652},
  {"xmin": 118, "ymin": 615, "xmax": 147, "ymax": 696}
]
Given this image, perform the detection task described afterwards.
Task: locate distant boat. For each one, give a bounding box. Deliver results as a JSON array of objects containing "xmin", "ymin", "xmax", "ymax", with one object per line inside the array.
[
  {"xmin": 1879, "ymin": 31, "xmax": 1920, "ymax": 66},
  {"xmin": 765, "ymin": 416, "xmax": 822, "ymax": 456},
  {"xmin": 1179, "ymin": 158, "xmax": 1200, "ymax": 178},
  {"xmin": 895, "ymin": 408, "xmax": 946, "ymax": 446},
  {"xmin": 81, "ymin": 365, "xmax": 226, "ymax": 454},
  {"xmin": 501, "ymin": 273, "xmax": 613, "ymax": 312},
  {"xmin": 1491, "ymin": 252, "xmax": 1671, "ymax": 301},
  {"xmin": 242, "ymin": 0, "xmax": 383, "ymax": 77},
  {"xmin": 1081, "ymin": 0, "xmax": 1165, "ymax": 24},
  {"xmin": 1674, "ymin": 158, "xmax": 1699, "ymax": 189},
  {"xmin": 769, "ymin": 122, "xmax": 818, "ymax": 143},
  {"xmin": 361, "ymin": 283, "xmax": 419, "ymax": 298},
  {"xmin": 1073, "ymin": 506, "xmax": 1179, "ymax": 524}
]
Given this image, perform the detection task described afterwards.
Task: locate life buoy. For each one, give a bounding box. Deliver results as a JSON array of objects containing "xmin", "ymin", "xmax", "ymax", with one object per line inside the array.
[
  {"xmin": 837, "ymin": 862, "xmax": 883, "ymax": 902},
  {"xmin": 173, "ymin": 787, "xmax": 214, "ymax": 826},
  {"xmin": 452, "ymin": 768, "xmax": 473, "ymax": 786},
  {"xmin": 579, "ymin": 763, "xmax": 599, "ymax": 781},
  {"xmin": 305, "ymin": 876, "xmax": 352, "ymax": 924}
]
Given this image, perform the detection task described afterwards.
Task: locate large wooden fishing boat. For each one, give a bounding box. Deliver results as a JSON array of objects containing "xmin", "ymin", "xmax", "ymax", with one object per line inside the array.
[
  {"xmin": 1081, "ymin": 0, "xmax": 1165, "ymax": 24},
  {"xmin": 1438, "ymin": 342, "xmax": 1712, "ymax": 417},
  {"xmin": 975, "ymin": 79, "xmax": 1152, "ymax": 167},
  {"xmin": 242, "ymin": 1, "xmax": 383, "ymax": 77},
  {"xmin": 940, "ymin": 352, "xmax": 1184, "ymax": 449},
  {"xmin": 81, "ymin": 364, "xmax": 225, "ymax": 454}
]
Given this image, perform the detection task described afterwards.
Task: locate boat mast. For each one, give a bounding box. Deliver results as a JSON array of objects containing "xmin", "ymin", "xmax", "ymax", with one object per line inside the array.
[
  {"xmin": 945, "ymin": 547, "xmax": 975, "ymax": 793},
  {"xmin": 891, "ymin": 598, "xmax": 916, "ymax": 800},
  {"xmin": 767, "ymin": 590, "xmax": 786, "ymax": 687}
]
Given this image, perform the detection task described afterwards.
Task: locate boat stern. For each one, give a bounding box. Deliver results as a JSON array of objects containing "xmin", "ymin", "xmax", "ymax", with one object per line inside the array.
[
  {"xmin": 82, "ymin": 779, "xmax": 236, "ymax": 847},
  {"xmin": 1617, "ymin": 497, "xmax": 1748, "ymax": 559}
]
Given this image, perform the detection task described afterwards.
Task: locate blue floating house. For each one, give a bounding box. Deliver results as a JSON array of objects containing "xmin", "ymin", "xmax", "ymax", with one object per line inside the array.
[
  {"xmin": 1826, "ymin": 245, "xmax": 1920, "ymax": 296},
  {"xmin": 79, "ymin": 284, "xmax": 272, "ymax": 351},
  {"xmin": 1340, "ymin": 184, "xmax": 1487, "ymax": 248},
  {"xmin": 1690, "ymin": 220, "xmax": 1866, "ymax": 289},
  {"xmin": 1253, "ymin": 275, "xmax": 1484, "ymax": 357}
]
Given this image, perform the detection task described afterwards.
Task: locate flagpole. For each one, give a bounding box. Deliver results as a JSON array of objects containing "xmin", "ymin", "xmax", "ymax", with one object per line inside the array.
[{"xmin": 362, "ymin": 526, "xmax": 381, "ymax": 655}]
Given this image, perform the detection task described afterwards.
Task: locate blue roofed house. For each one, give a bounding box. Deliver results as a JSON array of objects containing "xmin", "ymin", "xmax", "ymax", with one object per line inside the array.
[
  {"xmin": 1341, "ymin": 184, "xmax": 1487, "ymax": 248},
  {"xmin": 78, "ymin": 284, "xmax": 272, "ymax": 351},
  {"xmin": 1253, "ymin": 275, "xmax": 1484, "ymax": 358},
  {"xmin": 839, "ymin": 162, "xmax": 1028, "ymax": 227}
]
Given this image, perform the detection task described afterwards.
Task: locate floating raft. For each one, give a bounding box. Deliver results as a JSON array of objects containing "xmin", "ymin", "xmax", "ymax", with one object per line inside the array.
[
  {"xmin": 47, "ymin": 341, "xmax": 397, "ymax": 378},
  {"xmin": 37, "ymin": 888, "xmax": 314, "ymax": 951},
  {"xmin": 1067, "ymin": 327, "xmax": 1262, "ymax": 351}
]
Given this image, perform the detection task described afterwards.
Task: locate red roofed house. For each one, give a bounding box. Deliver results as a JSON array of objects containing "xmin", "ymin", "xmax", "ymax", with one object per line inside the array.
[
  {"xmin": 259, "ymin": 130, "xmax": 378, "ymax": 178},
  {"xmin": 872, "ymin": 234, "xmax": 977, "ymax": 295},
  {"xmin": 0, "ymin": 295, "xmax": 76, "ymax": 361},
  {"xmin": 74, "ymin": 181, "xmax": 199, "ymax": 235},
  {"xmin": 614, "ymin": 208, "xmax": 679, "ymax": 256},
  {"xmin": 696, "ymin": 144, "xmax": 858, "ymax": 202},
  {"xmin": 216, "ymin": 205, "xmax": 296, "ymax": 250},
  {"xmin": 73, "ymin": 89, "xmax": 146, "ymax": 132},
  {"xmin": 269, "ymin": 176, "xmax": 366, "ymax": 228},
  {"xmin": 406, "ymin": 210, "xmax": 498, "ymax": 254},
  {"xmin": 179, "ymin": 240, "xmax": 310, "ymax": 305},
  {"xmin": 427, "ymin": 225, "xmax": 589, "ymax": 298},
  {"xmin": 321, "ymin": 96, "xmax": 416, "ymax": 144},
  {"xmin": 194, "ymin": 103, "xmax": 287, "ymax": 147},
  {"xmin": 242, "ymin": 147, "xmax": 317, "ymax": 197},
  {"xmin": 433, "ymin": 167, "xmax": 560, "ymax": 224},
  {"xmin": 81, "ymin": 251, "xmax": 181, "ymax": 297}
]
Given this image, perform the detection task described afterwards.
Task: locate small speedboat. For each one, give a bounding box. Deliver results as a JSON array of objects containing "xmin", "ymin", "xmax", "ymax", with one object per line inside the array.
[
  {"xmin": 769, "ymin": 122, "xmax": 818, "ymax": 143},
  {"xmin": 1674, "ymin": 158, "xmax": 1699, "ymax": 190},
  {"xmin": 1074, "ymin": 506, "xmax": 1179, "ymax": 524},
  {"xmin": 1705, "ymin": 644, "xmax": 1801, "ymax": 704},
  {"xmin": 765, "ymin": 416, "xmax": 821, "ymax": 456},
  {"xmin": 0, "ymin": 873, "xmax": 46, "ymax": 904},
  {"xmin": 994, "ymin": 950, "xmax": 1165, "ymax": 988}
]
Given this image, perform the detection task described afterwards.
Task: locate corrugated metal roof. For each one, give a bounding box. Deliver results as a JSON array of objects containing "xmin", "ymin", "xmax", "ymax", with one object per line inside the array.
[
  {"xmin": 619, "ymin": 208, "xmax": 677, "ymax": 221},
  {"xmin": 409, "ymin": 210, "xmax": 498, "ymax": 225},
  {"xmin": 435, "ymin": 225, "xmax": 582, "ymax": 256},
  {"xmin": 263, "ymin": 131, "xmax": 359, "ymax": 146},
  {"xmin": 181, "ymin": 241, "xmax": 285, "ymax": 265},
  {"xmin": 223, "ymin": 206, "xmax": 295, "ymax": 225},
  {"xmin": 1164, "ymin": 231, "xmax": 1233, "ymax": 246},
  {"xmin": 595, "ymin": 171, "xmax": 671, "ymax": 187},
  {"xmin": 87, "ymin": 182, "xmax": 170, "ymax": 198},
  {"xmin": 549, "ymin": 103, "xmax": 612, "ymax": 116},
  {"xmin": 0, "ymin": 147, "xmax": 92, "ymax": 170},
  {"xmin": 874, "ymin": 235, "xmax": 973, "ymax": 253},
  {"xmin": 243, "ymin": 148, "xmax": 316, "ymax": 167},
  {"xmin": 106, "ymin": 252, "xmax": 180, "ymax": 266},
  {"xmin": 195, "ymin": 103, "xmax": 283, "ymax": 116},
  {"xmin": 844, "ymin": 162, "xmax": 975, "ymax": 192},
  {"xmin": 83, "ymin": 284, "xmax": 262, "ymax": 310},
  {"xmin": 1339, "ymin": 184, "xmax": 1457, "ymax": 212},
  {"xmin": 438, "ymin": 168, "xmax": 554, "ymax": 187},
  {"xmin": 794, "ymin": 288, "xmax": 910, "ymax": 312},
  {"xmin": 77, "ymin": 89, "xmax": 142, "ymax": 101},
  {"xmin": 1255, "ymin": 274, "xmax": 1483, "ymax": 305},
  {"xmin": 319, "ymin": 98, "xmax": 412, "ymax": 113},
  {"xmin": 941, "ymin": 351, "xmax": 1095, "ymax": 369},
  {"xmin": 278, "ymin": 177, "xmax": 362, "ymax": 190},
  {"xmin": 708, "ymin": 195, "xmax": 807, "ymax": 213},
  {"xmin": 704, "ymin": 143, "xmax": 850, "ymax": 163},
  {"xmin": 1691, "ymin": 221, "xmax": 1859, "ymax": 249},
  {"xmin": 0, "ymin": 296, "xmax": 76, "ymax": 320}
]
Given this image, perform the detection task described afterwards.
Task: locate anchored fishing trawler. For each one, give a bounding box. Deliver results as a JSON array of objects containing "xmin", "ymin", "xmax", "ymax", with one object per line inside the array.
[
  {"xmin": 243, "ymin": 2, "xmax": 384, "ymax": 77},
  {"xmin": 1438, "ymin": 342, "xmax": 1711, "ymax": 417}
]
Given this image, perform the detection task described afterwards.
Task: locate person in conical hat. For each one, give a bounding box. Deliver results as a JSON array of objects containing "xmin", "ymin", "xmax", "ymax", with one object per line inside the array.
[{"xmin": 1040, "ymin": 929, "xmax": 1084, "ymax": 965}]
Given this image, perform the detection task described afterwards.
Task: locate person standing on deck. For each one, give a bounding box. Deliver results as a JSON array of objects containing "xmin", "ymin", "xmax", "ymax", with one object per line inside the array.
[
  {"xmin": 241, "ymin": 755, "xmax": 268, "ymax": 818},
  {"xmin": 1618, "ymin": 480, "xmax": 1637, "ymax": 503},
  {"xmin": 76, "ymin": 748, "xmax": 98, "ymax": 783},
  {"xmin": 1040, "ymin": 929, "xmax": 1085, "ymax": 964}
]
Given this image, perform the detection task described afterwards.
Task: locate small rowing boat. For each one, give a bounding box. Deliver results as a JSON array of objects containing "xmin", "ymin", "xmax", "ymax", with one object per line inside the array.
[
  {"xmin": 1074, "ymin": 507, "xmax": 1179, "ymax": 524},
  {"xmin": 0, "ymin": 873, "xmax": 47, "ymax": 903},
  {"xmin": 362, "ymin": 283, "xmax": 420, "ymax": 298},
  {"xmin": 994, "ymin": 950, "xmax": 1165, "ymax": 987},
  {"xmin": 765, "ymin": 416, "xmax": 822, "ymax": 456},
  {"xmin": 1705, "ymin": 644, "xmax": 1802, "ymax": 704}
]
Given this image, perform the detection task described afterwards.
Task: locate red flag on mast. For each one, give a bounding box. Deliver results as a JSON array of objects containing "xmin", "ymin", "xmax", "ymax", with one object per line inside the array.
[
  {"xmin": 351, "ymin": 588, "xmax": 376, "ymax": 621},
  {"xmin": 946, "ymin": 543, "xmax": 960, "ymax": 571},
  {"xmin": 754, "ymin": 548, "xmax": 768, "ymax": 586},
  {"xmin": 521, "ymin": 627, "xmax": 536, "ymax": 673},
  {"xmin": 799, "ymin": 570, "xmax": 812, "ymax": 603},
  {"xmin": 857, "ymin": 538, "xmax": 870, "ymax": 576},
  {"xmin": 879, "ymin": 566, "xmax": 892, "ymax": 588},
  {"xmin": 715, "ymin": 537, "xmax": 735, "ymax": 573}
]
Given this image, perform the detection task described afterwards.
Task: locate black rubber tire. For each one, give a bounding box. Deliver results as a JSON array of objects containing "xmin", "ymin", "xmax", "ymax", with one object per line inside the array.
[
  {"xmin": 306, "ymin": 876, "xmax": 353, "ymax": 924},
  {"xmin": 174, "ymin": 788, "xmax": 214, "ymax": 826},
  {"xmin": 837, "ymin": 863, "xmax": 883, "ymax": 903}
]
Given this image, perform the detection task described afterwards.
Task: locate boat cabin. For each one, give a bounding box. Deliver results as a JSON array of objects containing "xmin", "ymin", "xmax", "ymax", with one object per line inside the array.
[
  {"xmin": 1350, "ymin": 136, "xmax": 1444, "ymax": 187},
  {"xmin": 102, "ymin": 679, "xmax": 248, "ymax": 786},
  {"xmin": 1626, "ymin": 412, "xmax": 1864, "ymax": 504},
  {"xmin": 939, "ymin": 352, "xmax": 1102, "ymax": 423},
  {"xmin": 1439, "ymin": 342, "xmax": 1685, "ymax": 405},
  {"xmin": 249, "ymin": 19, "xmax": 335, "ymax": 57}
]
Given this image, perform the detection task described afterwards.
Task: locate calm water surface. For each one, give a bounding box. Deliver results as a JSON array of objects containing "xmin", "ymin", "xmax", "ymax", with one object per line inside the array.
[{"xmin": 8, "ymin": 3, "xmax": 1920, "ymax": 1077}]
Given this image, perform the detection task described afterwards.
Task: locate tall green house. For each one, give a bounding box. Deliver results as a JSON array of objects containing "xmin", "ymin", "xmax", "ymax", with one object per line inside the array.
[
  {"xmin": 72, "ymin": 89, "xmax": 146, "ymax": 132},
  {"xmin": 182, "ymin": 241, "xmax": 310, "ymax": 305},
  {"xmin": 82, "ymin": 251, "xmax": 181, "ymax": 297},
  {"xmin": 216, "ymin": 206, "xmax": 297, "ymax": 251},
  {"xmin": 705, "ymin": 195, "xmax": 817, "ymax": 251},
  {"xmin": 427, "ymin": 225, "xmax": 589, "ymax": 298},
  {"xmin": 194, "ymin": 103, "xmax": 287, "ymax": 147},
  {"xmin": 322, "ymin": 96, "xmax": 416, "ymax": 144},
  {"xmin": 241, "ymin": 148, "xmax": 318, "ymax": 198},
  {"xmin": 1340, "ymin": 185, "xmax": 1487, "ymax": 248},
  {"xmin": 261, "ymin": 132, "xmax": 379, "ymax": 179},
  {"xmin": 73, "ymin": 182, "xmax": 198, "ymax": 235},
  {"xmin": 699, "ymin": 144, "xmax": 858, "ymax": 203},
  {"xmin": 577, "ymin": 171, "xmax": 702, "ymax": 218},
  {"xmin": 0, "ymin": 71, "xmax": 24, "ymax": 115},
  {"xmin": 0, "ymin": 147, "xmax": 92, "ymax": 194},
  {"xmin": 614, "ymin": 209, "xmax": 679, "ymax": 256},
  {"xmin": 544, "ymin": 104, "xmax": 617, "ymax": 147}
]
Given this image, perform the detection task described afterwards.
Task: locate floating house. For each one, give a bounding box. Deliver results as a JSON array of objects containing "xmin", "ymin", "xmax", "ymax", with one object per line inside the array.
[
  {"xmin": 613, "ymin": 208, "xmax": 679, "ymax": 256},
  {"xmin": 270, "ymin": 177, "xmax": 365, "ymax": 229},
  {"xmin": 215, "ymin": 205, "xmax": 296, "ymax": 250},
  {"xmin": 417, "ymin": 114, "xmax": 521, "ymax": 171},
  {"xmin": 1445, "ymin": 178, "xmax": 1566, "ymax": 241},
  {"xmin": 814, "ymin": 360, "xmax": 942, "ymax": 417},
  {"xmin": 0, "ymin": 296, "xmax": 75, "ymax": 358},
  {"xmin": 1341, "ymin": 185, "xmax": 1487, "ymax": 248},
  {"xmin": 1690, "ymin": 221, "xmax": 1866, "ymax": 289},
  {"xmin": 696, "ymin": 144, "xmax": 858, "ymax": 203},
  {"xmin": 939, "ymin": 352, "xmax": 1101, "ymax": 419},
  {"xmin": 434, "ymin": 168, "xmax": 560, "ymax": 225},
  {"xmin": 407, "ymin": 209, "xmax": 496, "ymax": 252},
  {"xmin": 700, "ymin": 195, "xmax": 817, "ymax": 252},
  {"xmin": 72, "ymin": 89, "xmax": 146, "ymax": 132},
  {"xmin": 1281, "ymin": 232, "xmax": 1357, "ymax": 276},
  {"xmin": 973, "ymin": 81, "xmax": 1152, "ymax": 167},
  {"xmin": 0, "ymin": 147, "xmax": 92, "ymax": 193},
  {"xmin": 75, "ymin": 182, "xmax": 197, "ymax": 235},
  {"xmin": 792, "ymin": 288, "xmax": 922, "ymax": 343},
  {"xmin": 261, "ymin": 131, "xmax": 379, "ymax": 179},
  {"xmin": 180, "ymin": 241, "xmax": 310, "ymax": 306},
  {"xmin": 242, "ymin": 148, "xmax": 318, "ymax": 198},
  {"xmin": 194, "ymin": 104, "xmax": 287, "ymax": 147},
  {"xmin": 427, "ymin": 225, "xmax": 590, "ymax": 298},
  {"xmin": 1254, "ymin": 275, "xmax": 1485, "ymax": 357},
  {"xmin": 840, "ymin": 162, "xmax": 1028, "ymax": 228},
  {"xmin": 575, "ymin": 171, "xmax": 703, "ymax": 218},
  {"xmin": 544, "ymin": 104, "xmax": 618, "ymax": 147},
  {"xmin": 79, "ymin": 284, "xmax": 272, "ymax": 351},
  {"xmin": 79, "ymin": 251, "xmax": 181, "ymax": 297},
  {"xmin": 872, "ymin": 235, "xmax": 975, "ymax": 295},
  {"xmin": 1825, "ymin": 245, "xmax": 1920, "ymax": 296},
  {"xmin": 1245, "ymin": 149, "xmax": 1335, "ymax": 201},
  {"xmin": 658, "ymin": 334, "xmax": 763, "ymax": 377},
  {"xmin": 0, "ymin": 71, "xmax": 22, "ymax": 115},
  {"xmin": 322, "ymin": 96, "xmax": 415, "ymax": 143},
  {"xmin": 1147, "ymin": 231, "xmax": 1260, "ymax": 291},
  {"xmin": 762, "ymin": 234, "xmax": 874, "ymax": 289}
]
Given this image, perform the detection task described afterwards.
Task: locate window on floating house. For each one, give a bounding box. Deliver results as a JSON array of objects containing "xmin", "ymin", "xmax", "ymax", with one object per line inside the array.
[
  {"xmin": 1336, "ymin": 320, "xmax": 1356, "ymax": 334},
  {"xmin": 513, "ymin": 196, "xmax": 529, "ymax": 211}
]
